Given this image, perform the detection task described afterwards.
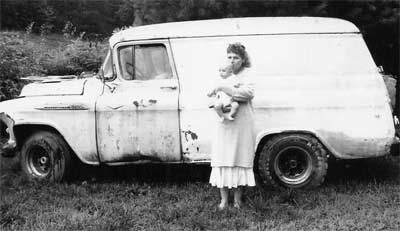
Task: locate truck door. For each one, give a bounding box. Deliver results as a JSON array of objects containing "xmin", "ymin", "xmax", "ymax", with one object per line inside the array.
[{"xmin": 95, "ymin": 40, "xmax": 181, "ymax": 163}]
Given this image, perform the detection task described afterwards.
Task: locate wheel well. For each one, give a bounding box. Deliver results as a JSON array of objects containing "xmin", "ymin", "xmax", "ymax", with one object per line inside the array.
[
  {"xmin": 0, "ymin": 121, "xmax": 9, "ymax": 147},
  {"xmin": 13, "ymin": 125, "xmax": 79, "ymax": 163},
  {"xmin": 14, "ymin": 125, "xmax": 60, "ymax": 149},
  {"xmin": 255, "ymin": 131, "xmax": 328, "ymax": 157}
]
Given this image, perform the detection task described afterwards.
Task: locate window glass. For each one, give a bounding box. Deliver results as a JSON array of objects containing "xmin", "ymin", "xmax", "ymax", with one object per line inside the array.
[
  {"xmin": 119, "ymin": 46, "xmax": 134, "ymax": 80},
  {"xmin": 100, "ymin": 50, "xmax": 113, "ymax": 78},
  {"xmin": 118, "ymin": 44, "xmax": 172, "ymax": 81}
]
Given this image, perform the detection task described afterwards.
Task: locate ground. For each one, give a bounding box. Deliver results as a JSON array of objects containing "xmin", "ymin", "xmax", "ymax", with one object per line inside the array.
[{"xmin": 0, "ymin": 154, "xmax": 399, "ymax": 231}]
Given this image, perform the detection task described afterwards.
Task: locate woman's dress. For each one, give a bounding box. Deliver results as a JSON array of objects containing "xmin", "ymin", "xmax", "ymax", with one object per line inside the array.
[{"xmin": 209, "ymin": 68, "xmax": 256, "ymax": 188}]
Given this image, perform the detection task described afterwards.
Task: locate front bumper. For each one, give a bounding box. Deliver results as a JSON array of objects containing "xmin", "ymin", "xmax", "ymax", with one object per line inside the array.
[{"xmin": 0, "ymin": 113, "xmax": 17, "ymax": 158}]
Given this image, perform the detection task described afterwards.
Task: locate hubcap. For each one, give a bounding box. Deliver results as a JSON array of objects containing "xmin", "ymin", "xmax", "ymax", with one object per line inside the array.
[
  {"xmin": 274, "ymin": 146, "xmax": 313, "ymax": 185},
  {"xmin": 27, "ymin": 146, "xmax": 51, "ymax": 177}
]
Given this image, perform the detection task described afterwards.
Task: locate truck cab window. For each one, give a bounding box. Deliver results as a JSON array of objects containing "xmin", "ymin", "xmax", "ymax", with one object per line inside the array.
[
  {"xmin": 100, "ymin": 50, "xmax": 114, "ymax": 79},
  {"xmin": 118, "ymin": 44, "xmax": 172, "ymax": 81}
]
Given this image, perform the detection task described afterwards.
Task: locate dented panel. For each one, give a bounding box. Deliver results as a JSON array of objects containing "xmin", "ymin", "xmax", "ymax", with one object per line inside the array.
[{"xmin": 96, "ymin": 79, "xmax": 181, "ymax": 162}]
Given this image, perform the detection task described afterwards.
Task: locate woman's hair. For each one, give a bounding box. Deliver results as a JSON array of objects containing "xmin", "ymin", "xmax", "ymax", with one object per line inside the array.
[{"xmin": 227, "ymin": 42, "xmax": 251, "ymax": 68}]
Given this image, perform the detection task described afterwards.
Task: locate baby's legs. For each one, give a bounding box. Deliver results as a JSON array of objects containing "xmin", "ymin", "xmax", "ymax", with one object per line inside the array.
[
  {"xmin": 214, "ymin": 101, "xmax": 226, "ymax": 122},
  {"xmin": 228, "ymin": 101, "xmax": 240, "ymax": 119}
]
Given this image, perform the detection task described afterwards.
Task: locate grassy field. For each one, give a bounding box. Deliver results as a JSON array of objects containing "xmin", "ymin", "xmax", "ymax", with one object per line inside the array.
[{"xmin": 0, "ymin": 154, "xmax": 399, "ymax": 231}]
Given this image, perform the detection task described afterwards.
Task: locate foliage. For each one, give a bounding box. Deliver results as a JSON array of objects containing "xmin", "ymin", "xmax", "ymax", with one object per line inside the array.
[
  {"xmin": 0, "ymin": 33, "xmax": 35, "ymax": 101},
  {"xmin": 0, "ymin": 32, "xmax": 108, "ymax": 101},
  {"xmin": 40, "ymin": 34, "xmax": 107, "ymax": 76},
  {"xmin": 1, "ymin": 0, "xmax": 398, "ymax": 75}
]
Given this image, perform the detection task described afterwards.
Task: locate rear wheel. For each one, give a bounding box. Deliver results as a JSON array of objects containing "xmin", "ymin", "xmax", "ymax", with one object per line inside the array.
[
  {"xmin": 257, "ymin": 134, "xmax": 328, "ymax": 189},
  {"xmin": 20, "ymin": 131, "xmax": 72, "ymax": 182}
]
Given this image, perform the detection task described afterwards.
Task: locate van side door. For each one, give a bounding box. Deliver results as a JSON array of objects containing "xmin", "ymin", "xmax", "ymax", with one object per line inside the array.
[{"xmin": 95, "ymin": 40, "xmax": 181, "ymax": 163}]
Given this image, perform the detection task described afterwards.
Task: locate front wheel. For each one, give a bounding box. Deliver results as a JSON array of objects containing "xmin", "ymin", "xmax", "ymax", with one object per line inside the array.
[
  {"xmin": 257, "ymin": 134, "xmax": 328, "ymax": 189},
  {"xmin": 20, "ymin": 131, "xmax": 72, "ymax": 182}
]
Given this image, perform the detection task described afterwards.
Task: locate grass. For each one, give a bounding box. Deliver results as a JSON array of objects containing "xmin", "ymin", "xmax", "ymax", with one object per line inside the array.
[{"xmin": 1, "ymin": 155, "xmax": 399, "ymax": 231}]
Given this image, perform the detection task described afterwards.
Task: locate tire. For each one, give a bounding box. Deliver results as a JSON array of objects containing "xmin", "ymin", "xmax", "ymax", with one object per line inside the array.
[
  {"xmin": 20, "ymin": 131, "xmax": 72, "ymax": 182},
  {"xmin": 257, "ymin": 134, "xmax": 328, "ymax": 189}
]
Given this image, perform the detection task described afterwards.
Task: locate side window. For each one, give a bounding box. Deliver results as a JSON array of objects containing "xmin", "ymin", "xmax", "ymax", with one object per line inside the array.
[{"xmin": 118, "ymin": 44, "xmax": 172, "ymax": 81}]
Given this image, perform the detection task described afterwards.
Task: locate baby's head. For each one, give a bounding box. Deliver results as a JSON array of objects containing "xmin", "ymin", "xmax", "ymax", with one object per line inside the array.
[{"xmin": 219, "ymin": 64, "xmax": 233, "ymax": 79}]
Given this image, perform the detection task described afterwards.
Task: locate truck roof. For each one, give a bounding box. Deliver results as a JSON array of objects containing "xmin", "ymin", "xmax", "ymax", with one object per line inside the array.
[{"xmin": 109, "ymin": 17, "xmax": 360, "ymax": 46}]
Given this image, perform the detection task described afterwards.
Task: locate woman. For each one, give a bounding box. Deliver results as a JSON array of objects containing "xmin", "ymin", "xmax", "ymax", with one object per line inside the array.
[{"xmin": 209, "ymin": 42, "xmax": 256, "ymax": 210}]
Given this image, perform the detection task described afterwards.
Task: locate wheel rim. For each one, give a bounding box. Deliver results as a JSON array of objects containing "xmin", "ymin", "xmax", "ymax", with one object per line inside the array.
[
  {"xmin": 27, "ymin": 145, "xmax": 51, "ymax": 177},
  {"xmin": 274, "ymin": 146, "xmax": 313, "ymax": 185}
]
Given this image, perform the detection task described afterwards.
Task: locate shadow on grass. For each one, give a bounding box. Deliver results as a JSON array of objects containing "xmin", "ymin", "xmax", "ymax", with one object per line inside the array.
[
  {"xmin": 74, "ymin": 162, "xmax": 212, "ymax": 183},
  {"xmin": 1, "ymin": 154, "xmax": 399, "ymax": 186},
  {"xmin": 325, "ymin": 156, "xmax": 400, "ymax": 185}
]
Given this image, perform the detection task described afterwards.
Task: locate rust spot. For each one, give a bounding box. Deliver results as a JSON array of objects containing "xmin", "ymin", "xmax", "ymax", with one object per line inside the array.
[
  {"xmin": 111, "ymin": 152, "xmax": 161, "ymax": 162},
  {"xmin": 182, "ymin": 130, "xmax": 198, "ymax": 141},
  {"xmin": 133, "ymin": 99, "xmax": 147, "ymax": 108}
]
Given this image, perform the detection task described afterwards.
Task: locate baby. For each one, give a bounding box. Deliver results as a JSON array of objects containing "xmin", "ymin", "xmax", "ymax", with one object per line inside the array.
[{"xmin": 208, "ymin": 64, "xmax": 240, "ymax": 122}]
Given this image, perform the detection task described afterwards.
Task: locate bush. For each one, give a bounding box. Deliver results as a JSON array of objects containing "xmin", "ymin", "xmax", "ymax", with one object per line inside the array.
[
  {"xmin": 0, "ymin": 31, "xmax": 108, "ymax": 101},
  {"xmin": 41, "ymin": 35, "xmax": 107, "ymax": 75},
  {"xmin": 37, "ymin": 30, "xmax": 108, "ymax": 76},
  {"xmin": 0, "ymin": 33, "xmax": 32, "ymax": 101}
]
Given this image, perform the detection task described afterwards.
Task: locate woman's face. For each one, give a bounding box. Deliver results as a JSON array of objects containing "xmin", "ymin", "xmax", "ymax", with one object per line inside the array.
[{"xmin": 227, "ymin": 52, "xmax": 243, "ymax": 74}]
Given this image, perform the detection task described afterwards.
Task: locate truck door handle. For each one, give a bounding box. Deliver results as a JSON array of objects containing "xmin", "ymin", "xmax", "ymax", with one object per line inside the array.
[{"xmin": 160, "ymin": 86, "xmax": 177, "ymax": 90}]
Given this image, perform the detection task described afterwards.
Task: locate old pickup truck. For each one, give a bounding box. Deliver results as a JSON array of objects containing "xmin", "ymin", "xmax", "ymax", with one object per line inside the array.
[{"xmin": 1, "ymin": 17, "xmax": 398, "ymax": 189}]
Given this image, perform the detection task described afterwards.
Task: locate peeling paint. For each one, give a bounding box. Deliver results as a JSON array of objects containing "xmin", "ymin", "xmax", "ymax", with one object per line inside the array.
[
  {"xmin": 96, "ymin": 78, "xmax": 181, "ymax": 163},
  {"xmin": 182, "ymin": 130, "xmax": 198, "ymax": 141}
]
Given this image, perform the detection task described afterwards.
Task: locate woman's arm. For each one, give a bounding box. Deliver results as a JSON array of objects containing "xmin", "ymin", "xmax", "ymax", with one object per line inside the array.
[
  {"xmin": 215, "ymin": 82, "xmax": 254, "ymax": 102},
  {"xmin": 232, "ymin": 83, "xmax": 254, "ymax": 102}
]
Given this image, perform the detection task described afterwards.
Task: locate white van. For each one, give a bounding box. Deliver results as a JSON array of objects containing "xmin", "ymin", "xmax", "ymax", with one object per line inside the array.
[{"xmin": 0, "ymin": 17, "xmax": 398, "ymax": 188}]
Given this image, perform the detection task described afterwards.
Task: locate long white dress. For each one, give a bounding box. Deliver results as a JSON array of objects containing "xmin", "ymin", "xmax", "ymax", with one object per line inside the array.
[{"xmin": 209, "ymin": 68, "xmax": 256, "ymax": 188}]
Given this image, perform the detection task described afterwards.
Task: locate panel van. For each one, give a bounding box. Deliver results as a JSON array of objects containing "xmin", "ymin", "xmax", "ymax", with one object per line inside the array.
[{"xmin": 1, "ymin": 17, "xmax": 398, "ymax": 188}]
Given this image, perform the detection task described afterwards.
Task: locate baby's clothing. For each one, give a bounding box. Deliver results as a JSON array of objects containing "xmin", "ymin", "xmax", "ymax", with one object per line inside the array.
[
  {"xmin": 209, "ymin": 76, "xmax": 239, "ymax": 109},
  {"xmin": 215, "ymin": 91, "xmax": 234, "ymax": 108}
]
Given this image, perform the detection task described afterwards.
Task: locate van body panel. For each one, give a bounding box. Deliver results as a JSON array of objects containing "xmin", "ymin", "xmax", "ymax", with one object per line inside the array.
[{"xmin": 170, "ymin": 33, "xmax": 394, "ymax": 161}]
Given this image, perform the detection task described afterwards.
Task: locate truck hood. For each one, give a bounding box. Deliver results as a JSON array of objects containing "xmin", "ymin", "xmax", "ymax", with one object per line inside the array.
[{"xmin": 20, "ymin": 76, "xmax": 88, "ymax": 97}]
